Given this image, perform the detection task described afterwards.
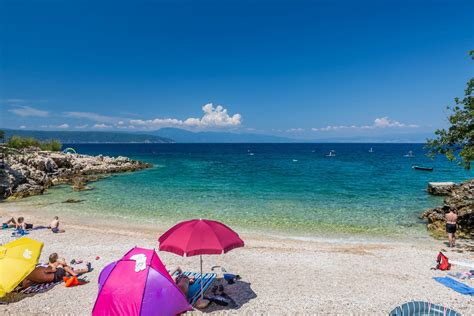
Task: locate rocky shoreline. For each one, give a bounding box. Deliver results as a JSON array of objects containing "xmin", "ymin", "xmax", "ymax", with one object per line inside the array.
[
  {"xmin": 422, "ymin": 179, "xmax": 474, "ymax": 238},
  {"xmin": 0, "ymin": 146, "xmax": 152, "ymax": 200}
]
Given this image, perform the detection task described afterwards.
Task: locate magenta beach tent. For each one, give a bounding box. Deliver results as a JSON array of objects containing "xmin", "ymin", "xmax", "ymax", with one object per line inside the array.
[{"xmin": 92, "ymin": 247, "xmax": 192, "ymax": 316}]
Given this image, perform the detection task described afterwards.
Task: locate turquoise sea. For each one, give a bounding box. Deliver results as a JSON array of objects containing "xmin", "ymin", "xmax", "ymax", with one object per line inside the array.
[{"xmin": 11, "ymin": 143, "xmax": 472, "ymax": 239}]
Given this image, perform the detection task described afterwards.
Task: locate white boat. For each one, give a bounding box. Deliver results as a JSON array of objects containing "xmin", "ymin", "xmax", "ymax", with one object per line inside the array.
[
  {"xmin": 369, "ymin": 147, "xmax": 374, "ymax": 153},
  {"xmin": 326, "ymin": 150, "xmax": 336, "ymax": 157},
  {"xmin": 404, "ymin": 150, "xmax": 415, "ymax": 158}
]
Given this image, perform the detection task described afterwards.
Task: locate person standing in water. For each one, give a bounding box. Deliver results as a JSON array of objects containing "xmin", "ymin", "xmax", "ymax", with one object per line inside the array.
[{"xmin": 445, "ymin": 208, "xmax": 458, "ymax": 248}]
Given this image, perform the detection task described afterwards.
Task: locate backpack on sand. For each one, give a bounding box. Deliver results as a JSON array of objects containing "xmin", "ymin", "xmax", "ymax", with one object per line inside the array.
[{"xmin": 435, "ymin": 252, "xmax": 451, "ymax": 271}]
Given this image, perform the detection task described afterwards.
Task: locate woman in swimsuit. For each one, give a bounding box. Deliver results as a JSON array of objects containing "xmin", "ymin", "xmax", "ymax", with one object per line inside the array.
[
  {"xmin": 445, "ymin": 209, "xmax": 458, "ymax": 248},
  {"xmin": 169, "ymin": 267, "xmax": 195, "ymax": 296}
]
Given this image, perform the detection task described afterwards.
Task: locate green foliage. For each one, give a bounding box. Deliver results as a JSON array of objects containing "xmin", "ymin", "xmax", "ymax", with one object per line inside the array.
[
  {"xmin": 426, "ymin": 51, "xmax": 474, "ymax": 169},
  {"xmin": 40, "ymin": 139, "xmax": 62, "ymax": 151},
  {"xmin": 6, "ymin": 135, "xmax": 62, "ymax": 152},
  {"xmin": 0, "ymin": 130, "xmax": 5, "ymax": 142}
]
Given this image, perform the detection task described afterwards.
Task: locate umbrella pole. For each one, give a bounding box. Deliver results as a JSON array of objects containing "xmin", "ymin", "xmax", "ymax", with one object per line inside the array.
[{"xmin": 200, "ymin": 254, "xmax": 203, "ymax": 300}]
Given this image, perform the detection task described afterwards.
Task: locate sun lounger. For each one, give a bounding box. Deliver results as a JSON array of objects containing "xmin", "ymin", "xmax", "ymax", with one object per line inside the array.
[{"xmin": 173, "ymin": 272, "xmax": 217, "ymax": 306}]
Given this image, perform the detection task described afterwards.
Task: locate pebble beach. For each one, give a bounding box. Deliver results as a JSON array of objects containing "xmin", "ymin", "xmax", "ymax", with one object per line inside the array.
[{"xmin": 1, "ymin": 208, "xmax": 473, "ymax": 315}]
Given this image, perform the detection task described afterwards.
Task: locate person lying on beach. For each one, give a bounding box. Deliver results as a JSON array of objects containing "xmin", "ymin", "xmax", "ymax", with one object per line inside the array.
[
  {"xmin": 47, "ymin": 216, "xmax": 65, "ymax": 233},
  {"xmin": 21, "ymin": 266, "xmax": 58, "ymax": 289},
  {"xmin": 169, "ymin": 267, "xmax": 195, "ymax": 296},
  {"xmin": 2, "ymin": 217, "xmax": 32, "ymax": 230},
  {"xmin": 48, "ymin": 253, "xmax": 91, "ymax": 277}
]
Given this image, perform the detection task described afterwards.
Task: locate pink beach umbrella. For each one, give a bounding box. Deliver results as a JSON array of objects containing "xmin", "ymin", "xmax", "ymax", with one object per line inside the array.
[
  {"xmin": 92, "ymin": 247, "xmax": 192, "ymax": 316},
  {"xmin": 158, "ymin": 219, "xmax": 245, "ymax": 300}
]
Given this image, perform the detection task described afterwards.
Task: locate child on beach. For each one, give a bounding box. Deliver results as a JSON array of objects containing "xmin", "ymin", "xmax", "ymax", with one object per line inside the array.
[
  {"xmin": 48, "ymin": 253, "xmax": 91, "ymax": 278},
  {"xmin": 48, "ymin": 216, "xmax": 65, "ymax": 233}
]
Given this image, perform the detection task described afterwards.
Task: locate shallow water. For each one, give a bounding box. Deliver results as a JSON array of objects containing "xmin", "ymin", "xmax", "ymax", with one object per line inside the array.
[{"xmin": 6, "ymin": 143, "xmax": 471, "ymax": 239}]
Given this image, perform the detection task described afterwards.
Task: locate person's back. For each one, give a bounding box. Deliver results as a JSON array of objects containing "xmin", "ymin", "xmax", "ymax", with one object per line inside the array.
[
  {"xmin": 445, "ymin": 209, "xmax": 458, "ymax": 247},
  {"xmin": 446, "ymin": 211, "xmax": 457, "ymax": 224}
]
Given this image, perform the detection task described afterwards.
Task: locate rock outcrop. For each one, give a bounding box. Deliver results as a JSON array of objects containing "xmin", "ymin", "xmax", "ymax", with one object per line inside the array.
[
  {"xmin": 0, "ymin": 146, "xmax": 152, "ymax": 199},
  {"xmin": 421, "ymin": 179, "xmax": 474, "ymax": 238},
  {"xmin": 427, "ymin": 182, "xmax": 456, "ymax": 196}
]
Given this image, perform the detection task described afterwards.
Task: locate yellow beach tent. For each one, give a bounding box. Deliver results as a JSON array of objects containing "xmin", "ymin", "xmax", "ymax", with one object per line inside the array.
[{"xmin": 0, "ymin": 237, "xmax": 43, "ymax": 297}]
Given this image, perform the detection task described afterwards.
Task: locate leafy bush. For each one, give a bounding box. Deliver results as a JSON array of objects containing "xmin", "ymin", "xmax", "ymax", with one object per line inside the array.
[
  {"xmin": 7, "ymin": 136, "xmax": 62, "ymax": 152},
  {"xmin": 40, "ymin": 140, "xmax": 62, "ymax": 151}
]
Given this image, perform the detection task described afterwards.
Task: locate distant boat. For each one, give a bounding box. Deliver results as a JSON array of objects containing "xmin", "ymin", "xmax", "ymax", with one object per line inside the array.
[
  {"xmin": 412, "ymin": 166, "xmax": 433, "ymax": 171},
  {"xmin": 368, "ymin": 147, "xmax": 374, "ymax": 153},
  {"xmin": 292, "ymin": 159, "xmax": 298, "ymax": 162},
  {"xmin": 248, "ymin": 153, "xmax": 254, "ymax": 156},
  {"xmin": 326, "ymin": 150, "xmax": 336, "ymax": 157},
  {"xmin": 404, "ymin": 150, "xmax": 415, "ymax": 157}
]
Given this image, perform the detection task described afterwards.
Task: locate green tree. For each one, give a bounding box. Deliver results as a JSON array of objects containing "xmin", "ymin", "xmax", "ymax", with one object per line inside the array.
[{"xmin": 427, "ymin": 51, "xmax": 474, "ymax": 169}]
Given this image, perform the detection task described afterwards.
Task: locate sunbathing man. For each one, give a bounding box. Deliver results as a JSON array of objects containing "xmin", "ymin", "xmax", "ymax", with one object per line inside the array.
[
  {"xmin": 169, "ymin": 267, "xmax": 195, "ymax": 296},
  {"xmin": 445, "ymin": 208, "xmax": 458, "ymax": 248},
  {"xmin": 48, "ymin": 253, "xmax": 91, "ymax": 277},
  {"xmin": 48, "ymin": 216, "xmax": 65, "ymax": 233}
]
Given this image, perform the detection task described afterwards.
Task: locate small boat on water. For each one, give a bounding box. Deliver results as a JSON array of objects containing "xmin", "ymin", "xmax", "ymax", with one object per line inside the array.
[
  {"xmin": 326, "ymin": 150, "xmax": 336, "ymax": 157},
  {"xmin": 404, "ymin": 150, "xmax": 415, "ymax": 157},
  {"xmin": 368, "ymin": 147, "xmax": 374, "ymax": 153},
  {"xmin": 412, "ymin": 165, "xmax": 433, "ymax": 171}
]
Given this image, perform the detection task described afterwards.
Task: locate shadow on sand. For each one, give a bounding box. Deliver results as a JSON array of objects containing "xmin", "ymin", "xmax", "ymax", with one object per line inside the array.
[{"xmin": 200, "ymin": 279, "xmax": 257, "ymax": 313}]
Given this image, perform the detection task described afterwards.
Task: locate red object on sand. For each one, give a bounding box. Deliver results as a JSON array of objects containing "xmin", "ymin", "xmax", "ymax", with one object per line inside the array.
[
  {"xmin": 158, "ymin": 219, "xmax": 244, "ymax": 256},
  {"xmin": 95, "ymin": 256, "xmax": 100, "ymax": 260}
]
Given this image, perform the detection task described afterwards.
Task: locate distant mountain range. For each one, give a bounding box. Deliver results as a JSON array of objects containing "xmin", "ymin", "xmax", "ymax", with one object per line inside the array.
[
  {"xmin": 1, "ymin": 129, "xmax": 172, "ymax": 143},
  {"xmin": 149, "ymin": 128, "xmax": 294, "ymax": 143},
  {"xmin": 0, "ymin": 128, "xmax": 431, "ymax": 143}
]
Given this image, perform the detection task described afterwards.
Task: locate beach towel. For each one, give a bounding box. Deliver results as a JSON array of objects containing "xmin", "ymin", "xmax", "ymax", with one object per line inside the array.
[
  {"xmin": 433, "ymin": 277, "xmax": 474, "ymax": 296},
  {"xmin": 173, "ymin": 272, "xmax": 217, "ymax": 306},
  {"xmin": 20, "ymin": 281, "xmax": 62, "ymax": 294}
]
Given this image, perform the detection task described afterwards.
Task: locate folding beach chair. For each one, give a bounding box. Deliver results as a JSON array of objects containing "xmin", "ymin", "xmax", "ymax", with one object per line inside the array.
[{"xmin": 173, "ymin": 272, "xmax": 217, "ymax": 306}]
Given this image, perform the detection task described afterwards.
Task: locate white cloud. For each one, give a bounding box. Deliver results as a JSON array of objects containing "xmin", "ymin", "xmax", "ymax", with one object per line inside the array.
[
  {"xmin": 40, "ymin": 123, "xmax": 70, "ymax": 129},
  {"xmin": 287, "ymin": 128, "xmax": 305, "ymax": 133},
  {"xmin": 63, "ymin": 111, "xmax": 120, "ymax": 124},
  {"xmin": 93, "ymin": 123, "xmax": 112, "ymax": 129},
  {"xmin": 9, "ymin": 106, "xmax": 49, "ymax": 117},
  {"xmin": 129, "ymin": 103, "xmax": 242, "ymax": 130},
  {"xmin": 19, "ymin": 125, "xmax": 26, "ymax": 129},
  {"xmin": 311, "ymin": 117, "xmax": 419, "ymax": 132}
]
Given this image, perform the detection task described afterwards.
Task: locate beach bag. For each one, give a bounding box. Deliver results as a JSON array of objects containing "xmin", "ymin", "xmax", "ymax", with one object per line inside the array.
[{"xmin": 436, "ymin": 252, "xmax": 451, "ymax": 271}]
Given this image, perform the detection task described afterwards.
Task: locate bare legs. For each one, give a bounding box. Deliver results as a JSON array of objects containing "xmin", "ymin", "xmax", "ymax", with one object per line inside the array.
[{"xmin": 448, "ymin": 232, "xmax": 456, "ymax": 247}]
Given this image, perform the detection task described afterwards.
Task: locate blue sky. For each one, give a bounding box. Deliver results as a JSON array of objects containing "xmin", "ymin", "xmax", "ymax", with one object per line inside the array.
[{"xmin": 1, "ymin": 0, "xmax": 473, "ymax": 139}]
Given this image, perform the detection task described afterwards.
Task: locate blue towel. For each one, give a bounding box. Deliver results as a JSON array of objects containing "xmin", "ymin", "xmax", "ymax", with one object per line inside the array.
[{"xmin": 433, "ymin": 277, "xmax": 474, "ymax": 296}]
